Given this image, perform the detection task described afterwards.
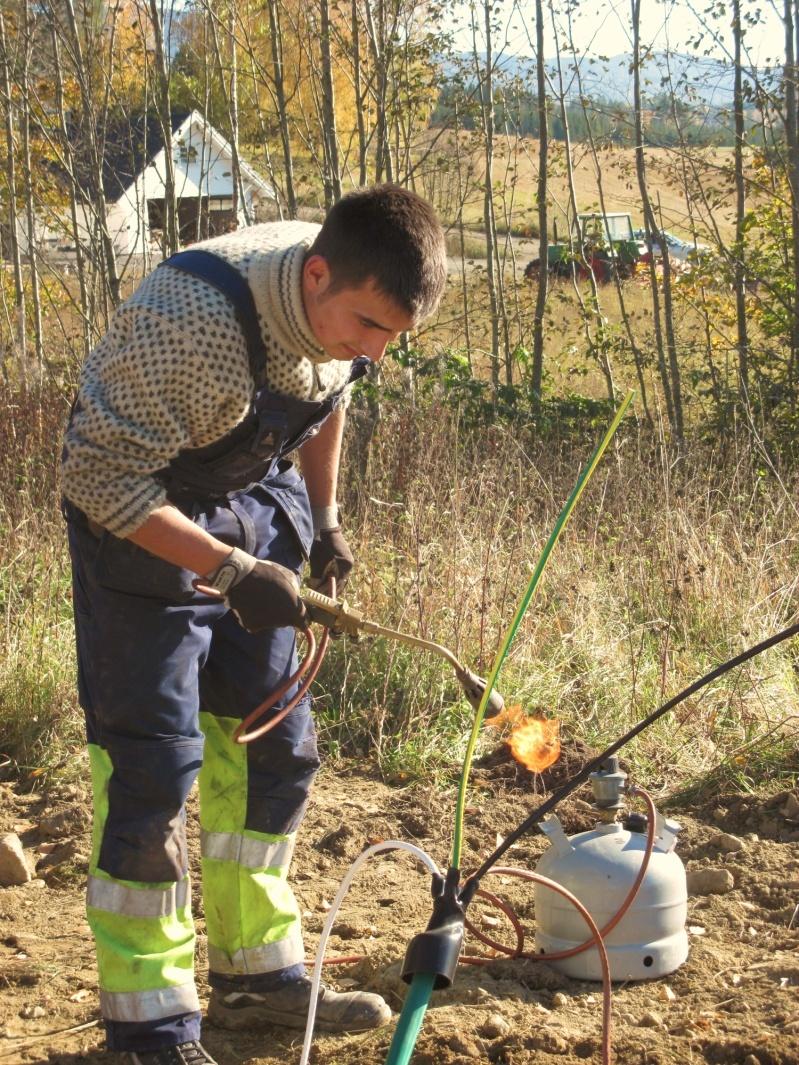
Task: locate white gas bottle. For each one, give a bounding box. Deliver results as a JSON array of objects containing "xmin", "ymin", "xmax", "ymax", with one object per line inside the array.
[{"xmin": 533, "ymin": 775, "xmax": 688, "ymax": 982}]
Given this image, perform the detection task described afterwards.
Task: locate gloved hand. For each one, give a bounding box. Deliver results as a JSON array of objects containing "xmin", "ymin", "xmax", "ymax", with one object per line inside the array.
[
  {"xmin": 228, "ymin": 559, "xmax": 307, "ymax": 632},
  {"xmin": 197, "ymin": 548, "xmax": 307, "ymax": 632},
  {"xmin": 308, "ymin": 527, "xmax": 355, "ymax": 591}
]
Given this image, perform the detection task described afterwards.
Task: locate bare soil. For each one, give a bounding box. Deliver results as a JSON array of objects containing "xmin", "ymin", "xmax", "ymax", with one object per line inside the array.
[{"xmin": 1, "ymin": 752, "xmax": 798, "ymax": 1065}]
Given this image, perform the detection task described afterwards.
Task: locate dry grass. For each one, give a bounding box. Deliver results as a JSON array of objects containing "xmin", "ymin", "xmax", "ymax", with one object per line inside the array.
[{"xmin": 313, "ymin": 397, "xmax": 799, "ymax": 791}]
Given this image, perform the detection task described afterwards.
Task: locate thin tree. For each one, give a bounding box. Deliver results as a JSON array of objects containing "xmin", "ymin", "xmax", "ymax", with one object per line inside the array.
[
  {"xmin": 783, "ymin": 0, "xmax": 799, "ymax": 394},
  {"xmin": 149, "ymin": 0, "xmax": 179, "ymax": 253},
  {"xmin": 732, "ymin": 0, "xmax": 750, "ymax": 398},
  {"xmin": 530, "ymin": 0, "xmax": 548, "ymax": 407},
  {"xmin": 319, "ymin": 0, "xmax": 343, "ymax": 204},
  {"xmin": 266, "ymin": 0, "xmax": 298, "ymax": 216},
  {"xmin": 631, "ymin": 0, "xmax": 682, "ymax": 438},
  {"xmin": 0, "ymin": 7, "xmax": 27, "ymax": 390}
]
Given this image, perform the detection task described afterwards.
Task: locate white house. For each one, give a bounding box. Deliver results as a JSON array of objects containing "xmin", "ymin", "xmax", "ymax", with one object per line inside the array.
[
  {"xmin": 20, "ymin": 110, "xmax": 275, "ymax": 270},
  {"xmin": 107, "ymin": 109, "xmax": 275, "ymax": 256}
]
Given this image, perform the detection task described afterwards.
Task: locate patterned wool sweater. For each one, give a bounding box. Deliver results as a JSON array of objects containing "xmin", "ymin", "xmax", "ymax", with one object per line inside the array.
[{"xmin": 62, "ymin": 221, "xmax": 353, "ymax": 537}]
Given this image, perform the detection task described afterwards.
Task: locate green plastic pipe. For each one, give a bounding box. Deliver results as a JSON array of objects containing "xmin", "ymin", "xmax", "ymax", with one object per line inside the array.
[
  {"xmin": 451, "ymin": 390, "xmax": 634, "ymax": 869},
  {"xmin": 383, "ymin": 972, "xmax": 437, "ymax": 1065},
  {"xmin": 383, "ymin": 393, "xmax": 634, "ymax": 1065}
]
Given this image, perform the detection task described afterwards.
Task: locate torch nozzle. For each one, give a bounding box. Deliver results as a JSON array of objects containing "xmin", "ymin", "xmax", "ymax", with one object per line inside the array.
[{"xmin": 455, "ymin": 667, "xmax": 505, "ymax": 715}]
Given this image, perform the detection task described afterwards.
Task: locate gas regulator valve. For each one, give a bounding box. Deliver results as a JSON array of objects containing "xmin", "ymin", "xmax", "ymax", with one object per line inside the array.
[{"xmin": 589, "ymin": 755, "xmax": 628, "ymax": 817}]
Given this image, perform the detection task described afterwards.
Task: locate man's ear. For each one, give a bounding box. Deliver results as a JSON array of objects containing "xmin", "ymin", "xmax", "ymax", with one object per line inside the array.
[{"xmin": 303, "ymin": 253, "xmax": 332, "ymax": 296}]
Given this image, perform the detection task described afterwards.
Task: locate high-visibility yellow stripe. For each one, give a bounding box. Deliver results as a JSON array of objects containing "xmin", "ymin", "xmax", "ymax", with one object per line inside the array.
[
  {"xmin": 87, "ymin": 874, "xmax": 190, "ymax": 918},
  {"xmin": 207, "ymin": 926, "xmax": 304, "ymax": 976},
  {"xmin": 99, "ymin": 983, "xmax": 199, "ymax": 1023},
  {"xmin": 201, "ymin": 830, "xmax": 294, "ymax": 870}
]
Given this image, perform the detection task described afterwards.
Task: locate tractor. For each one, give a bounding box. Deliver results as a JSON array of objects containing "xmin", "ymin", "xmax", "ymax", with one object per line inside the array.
[{"xmin": 525, "ymin": 212, "xmax": 648, "ymax": 283}]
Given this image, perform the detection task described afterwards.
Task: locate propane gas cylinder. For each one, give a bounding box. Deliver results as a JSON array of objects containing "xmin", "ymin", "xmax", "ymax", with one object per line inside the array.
[{"xmin": 533, "ymin": 811, "xmax": 689, "ymax": 981}]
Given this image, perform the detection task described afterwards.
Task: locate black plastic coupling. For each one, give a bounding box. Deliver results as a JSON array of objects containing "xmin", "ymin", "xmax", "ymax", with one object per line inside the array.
[{"xmin": 400, "ymin": 866, "xmax": 465, "ymax": 990}]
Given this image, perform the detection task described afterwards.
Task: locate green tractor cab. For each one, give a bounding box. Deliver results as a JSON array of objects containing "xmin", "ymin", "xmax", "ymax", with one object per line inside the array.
[{"xmin": 530, "ymin": 212, "xmax": 647, "ymax": 283}]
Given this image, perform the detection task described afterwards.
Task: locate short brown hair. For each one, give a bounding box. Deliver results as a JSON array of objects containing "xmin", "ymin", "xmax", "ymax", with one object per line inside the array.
[{"xmin": 309, "ymin": 184, "xmax": 447, "ymax": 323}]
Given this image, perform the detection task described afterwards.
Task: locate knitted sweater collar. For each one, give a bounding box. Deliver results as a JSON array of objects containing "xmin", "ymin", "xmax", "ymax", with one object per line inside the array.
[{"xmin": 251, "ymin": 237, "xmax": 331, "ymax": 366}]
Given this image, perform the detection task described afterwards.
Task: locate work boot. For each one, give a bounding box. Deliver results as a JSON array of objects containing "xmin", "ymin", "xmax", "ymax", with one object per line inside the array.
[
  {"xmin": 124, "ymin": 1041, "xmax": 218, "ymax": 1065},
  {"xmin": 207, "ymin": 977, "xmax": 392, "ymax": 1033}
]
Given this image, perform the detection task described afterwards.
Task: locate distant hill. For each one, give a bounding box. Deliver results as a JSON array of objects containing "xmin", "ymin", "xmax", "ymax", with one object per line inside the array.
[{"xmin": 444, "ymin": 50, "xmax": 772, "ymax": 107}]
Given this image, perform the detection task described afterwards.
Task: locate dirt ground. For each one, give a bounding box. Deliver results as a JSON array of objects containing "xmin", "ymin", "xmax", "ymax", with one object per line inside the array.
[{"xmin": 1, "ymin": 749, "xmax": 798, "ymax": 1065}]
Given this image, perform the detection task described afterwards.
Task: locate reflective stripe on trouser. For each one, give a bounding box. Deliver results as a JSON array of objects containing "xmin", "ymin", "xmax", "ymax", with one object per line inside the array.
[{"xmin": 199, "ymin": 710, "xmax": 305, "ymax": 978}]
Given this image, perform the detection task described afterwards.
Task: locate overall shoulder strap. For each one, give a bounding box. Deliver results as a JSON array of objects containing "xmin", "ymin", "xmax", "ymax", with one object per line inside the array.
[{"xmin": 162, "ymin": 248, "xmax": 267, "ymax": 383}]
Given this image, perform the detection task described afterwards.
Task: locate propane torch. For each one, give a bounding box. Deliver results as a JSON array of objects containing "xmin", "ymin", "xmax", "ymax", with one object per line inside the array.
[{"xmin": 301, "ymin": 586, "xmax": 506, "ymax": 716}]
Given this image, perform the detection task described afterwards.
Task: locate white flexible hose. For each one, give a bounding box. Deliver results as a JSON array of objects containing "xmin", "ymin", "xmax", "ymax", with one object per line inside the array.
[{"xmin": 299, "ymin": 840, "xmax": 443, "ymax": 1065}]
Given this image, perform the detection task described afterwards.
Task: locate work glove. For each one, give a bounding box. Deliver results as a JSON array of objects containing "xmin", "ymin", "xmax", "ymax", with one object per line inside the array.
[
  {"xmin": 308, "ymin": 527, "xmax": 355, "ymax": 592},
  {"xmin": 197, "ymin": 548, "xmax": 307, "ymax": 633}
]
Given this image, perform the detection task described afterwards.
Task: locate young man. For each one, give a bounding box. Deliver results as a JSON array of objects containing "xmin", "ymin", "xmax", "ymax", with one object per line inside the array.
[{"xmin": 61, "ymin": 185, "xmax": 448, "ymax": 1065}]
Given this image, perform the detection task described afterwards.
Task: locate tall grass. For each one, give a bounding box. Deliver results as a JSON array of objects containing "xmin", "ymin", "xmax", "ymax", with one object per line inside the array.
[
  {"xmin": 0, "ymin": 383, "xmax": 82, "ymax": 783},
  {"xmin": 2, "ymin": 376, "xmax": 798, "ymax": 796},
  {"xmin": 319, "ymin": 394, "xmax": 799, "ymax": 792}
]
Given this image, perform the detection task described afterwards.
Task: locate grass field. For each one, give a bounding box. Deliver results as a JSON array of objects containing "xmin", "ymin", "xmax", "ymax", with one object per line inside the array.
[{"xmin": 425, "ymin": 131, "xmax": 740, "ymax": 244}]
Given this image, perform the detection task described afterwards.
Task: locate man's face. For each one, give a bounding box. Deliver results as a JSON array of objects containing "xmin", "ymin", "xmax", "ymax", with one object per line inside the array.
[{"xmin": 302, "ymin": 254, "xmax": 415, "ymax": 362}]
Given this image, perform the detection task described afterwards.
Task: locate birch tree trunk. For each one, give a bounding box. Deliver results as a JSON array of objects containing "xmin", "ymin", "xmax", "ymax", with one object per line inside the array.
[
  {"xmin": 149, "ymin": 0, "xmax": 178, "ymax": 253},
  {"xmin": 319, "ymin": 0, "xmax": 343, "ymax": 205},
  {"xmin": 48, "ymin": 11, "xmax": 91, "ymax": 357},
  {"xmin": 364, "ymin": 0, "xmax": 394, "ymax": 182},
  {"xmin": 783, "ymin": 0, "xmax": 799, "ymax": 397},
  {"xmin": 733, "ymin": 0, "xmax": 750, "ymax": 398},
  {"xmin": 0, "ymin": 9, "xmax": 27, "ymax": 390},
  {"xmin": 19, "ymin": 1, "xmax": 43, "ymax": 379},
  {"xmin": 631, "ymin": 0, "xmax": 681, "ymax": 438},
  {"xmin": 472, "ymin": 0, "xmax": 500, "ymax": 396},
  {"xmin": 267, "ymin": 0, "xmax": 298, "ymax": 217},
  {"xmin": 352, "ymin": 0, "xmax": 368, "ymax": 186},
  {"xmin": 530, "ymin": 0, "xmax": 547, "ymax": 406}
]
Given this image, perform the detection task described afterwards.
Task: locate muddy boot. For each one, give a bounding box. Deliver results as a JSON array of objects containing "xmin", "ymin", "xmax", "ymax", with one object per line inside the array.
[
  {"xmin": 207, "ymin": 977, "xmax": 391, "ymax": 1033},
  {"xmin": 123, "ymin": 1042, "xmax": 218, "ymax": 1065}
]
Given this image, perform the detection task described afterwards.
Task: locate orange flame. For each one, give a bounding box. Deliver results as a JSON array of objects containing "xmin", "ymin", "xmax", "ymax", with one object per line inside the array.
[
  {"xmin": 509, "ymin": 717, "xmax": 561, "ymax": 773},
  {"xmin": 484, "ymin": 703, "xmax": 527, "ymax": 731}
]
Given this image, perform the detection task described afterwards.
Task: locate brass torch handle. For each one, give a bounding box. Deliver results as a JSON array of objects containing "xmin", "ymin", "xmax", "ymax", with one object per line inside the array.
[{"xmin": 301, "ymin": 588, "xmax": 364, "ymax": 636}]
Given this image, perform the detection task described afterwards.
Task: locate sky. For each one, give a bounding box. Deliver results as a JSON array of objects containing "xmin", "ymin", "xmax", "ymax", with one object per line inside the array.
[{"xmin": 445, "ymin": 1, "xmax": 787, "ymax": 68}]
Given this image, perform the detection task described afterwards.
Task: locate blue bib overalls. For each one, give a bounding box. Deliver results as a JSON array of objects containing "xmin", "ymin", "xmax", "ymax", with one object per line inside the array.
[{"xmin": 64, "ymin": 251, "xmax": 368, "ymax": 1053}]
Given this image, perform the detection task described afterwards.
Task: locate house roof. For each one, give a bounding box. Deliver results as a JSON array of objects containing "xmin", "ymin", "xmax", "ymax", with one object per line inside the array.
[{"xmin": 65, "ymin": 109, "xmax": 273, "ymax": 203}]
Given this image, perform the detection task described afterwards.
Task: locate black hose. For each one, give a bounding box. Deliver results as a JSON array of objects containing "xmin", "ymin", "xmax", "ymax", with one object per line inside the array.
[{"xmin": 460, "ymin": 620, "xmax": 799, "ymax": 906}]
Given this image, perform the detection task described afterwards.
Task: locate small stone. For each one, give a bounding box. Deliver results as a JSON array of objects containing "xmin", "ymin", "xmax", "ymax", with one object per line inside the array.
[
  {"xmin": 37, "ymin": 810, "xmax": 74, "ymax": 838},
  {"xmin": 711, "ymin": 806, "xmax": 728, "ymax": 824},
  {"xmin": 528, "ymin": 1030, "xmax": 569, "ymax": 1053},
  {"xmin": 709, "ymin": 832, "xmax": 745, "ymax": 853},
  {"xmin": 759, "ymin": 817, "xmax": 780, "ymax": 838},
  {"xmin": 551, "ymin": 992, "xmax": 569, "ymax": 1008},
  {"xmin": 25, "ymin": 878, "xmax": 47, "ymax": 889},
  {"xmin": 20, "ymin": 1005, "xmax": 46, "ymax": 1019},
  {"xmin": 744, "ymin": 833, "xmax": 760, "ymax": 843},
  {"xmin": 443, "ymin": 1033, "xmax": 480, "ymax": 1056},
  {"xmin": 686, "ymin": 867, "xmax": 735, "ymax": 895},
  {"xmin": 0, "ymin": 833, "xmax": 32, "ymax": 886},
  {"xmin": 780, "ymin": 794, "xmax": 799, "ymax": 821},
  {"xmin": 331, "ymin": 922, "xmax": 361, "ymax": 940},
  {"xmin": 743, "ymin": 1055, "xmax": 761, "ymax": 1065},
  {"xmin": 658, "ymin": 984, "xmax": 677, "ymax": 1003},
  {"xmin": 479, "ymin": 1013, "xmax": 511, "ymax": 1039},
  {"xmin": 638, "ymin": 1009, "xmax": 665, "ymax": 1028}
]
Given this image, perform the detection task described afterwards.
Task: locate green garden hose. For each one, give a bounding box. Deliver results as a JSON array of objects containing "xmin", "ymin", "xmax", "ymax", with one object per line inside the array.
[{"xmin": 383, "ymin": 972, "xmax": 437, "ymax": 1065}]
